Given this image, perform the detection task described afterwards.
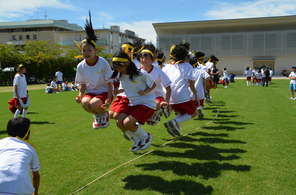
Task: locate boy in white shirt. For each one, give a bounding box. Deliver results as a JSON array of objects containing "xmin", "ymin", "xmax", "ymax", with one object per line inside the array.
[
  {"xmin": 55, "ymin": 68, "xmax": 63, "ymax": 90},
  {"xmin": 0, "ymin": 118, "xmax": 40, "ymax": 195},
  {"xmin": 289, "ymin": 65, "xmax": 296, "ymax": 100},
  {"xmin": 50, "ymin": 76, "xmax": 60, "ymax": 93},
  {"xmin": 223, "ymin": 67, "xmax": 229, "ymax": 88}
]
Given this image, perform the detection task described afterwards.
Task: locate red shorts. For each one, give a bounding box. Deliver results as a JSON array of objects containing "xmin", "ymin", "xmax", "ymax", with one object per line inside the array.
[
  {"xmin": 268, "ymin": 77, "xmax": 272, "ymax": 81},
  {"xmin": 83, "ymin": 92, "xmax": 113, "ymax": 103},
  {"xmin": 110, "ymin": 96, "xmax": 129, "ymax": 114},
  {"xmin": 209, "ymin": 80, "xmax": 214, "ymax": 86},
  {"xmin": 122, "ymin": 105, "xmax": 155, "ymax": 125},
  {"xmin": 257, "ymin": 79, "xmax": 262, "ymax": 82},
  {"xmin": 195, "ymin": 99, "xmax": 204, "ymax": 107},
  {"xmin": 171, "ymin": 100, "xmax": 197, "ymax": 115},
  {"xmin": 13, "ymin": 97, "xmax": 28, "ymax": 107},
  {"xmin": 252, "ymin": 78, "xmax": 256, "ymax": 82},
  {"xmin": 156, "ymin": 96, "xmax": 165, "ymax": 103},
  {"xmin": 246, "ymin": 77, "xmax": 251, "ymax": 81}
]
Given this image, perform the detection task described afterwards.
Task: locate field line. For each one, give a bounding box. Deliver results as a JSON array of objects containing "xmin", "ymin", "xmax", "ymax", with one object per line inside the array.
[{"xmin": 70, "ymin": 103, "xmax": 219, "ymax": 195}]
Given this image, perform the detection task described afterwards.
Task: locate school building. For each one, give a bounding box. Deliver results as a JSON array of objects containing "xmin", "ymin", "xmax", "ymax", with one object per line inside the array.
[
  {"xmin": 0, "ymin": 20, "xmax": 145, "ymax": 54},
  {"xmin": 58, "ymin": 25, "xmax": 145, "ymax": 54},
  {"xmin": 153, "ymin": 15, "xmax": 296, "ymax": 75}
]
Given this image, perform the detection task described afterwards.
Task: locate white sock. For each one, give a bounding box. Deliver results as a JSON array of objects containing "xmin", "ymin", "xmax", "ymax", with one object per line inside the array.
[
  {"xmin": 175, "ymin": 113, "xmax": 192, "ymax": 124},
  {"xmin": 125, "ymin": 130, "xmax": 140, "ymax": 141},
  {"xmin": 134, "ymin": 125, "xmax": 148, "ymax": 138},
  {"xmin": 14, "ymin": 109, "xmax": 21, "ymax": 118},
  {"xmin": 22, "ymin": 109, "xmax": 27, "ymax": 118},
  {"xmin": 247, "ymin": 81, "xmax": 249, "ymax": 86}
]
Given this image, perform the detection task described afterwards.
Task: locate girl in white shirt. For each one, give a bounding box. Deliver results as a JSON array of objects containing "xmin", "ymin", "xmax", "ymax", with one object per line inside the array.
[
  {"xmin": 111, "ymin": 51, "xmax": 156, "ymax": 152},
  {"xmin": 141, "ymin": 48, "xmax": 172, "ymax": 126},
  {"xmin": 156, "ymin": 52, "xmax": 166, "ymax": 69},
  {"xmin": 75, "ymin": 12, "xmax": 113, "ymax": 129},
  {"xmin": 245, "ymin": 66, "xmax": 252, "ymax": 86},
  {"xmin": 13, "ymin": 64, "xmax": 29, "ymax": 118},
  {"xmin": 162, "ymin": 44, "xmax": 200, "ymax": 137}
]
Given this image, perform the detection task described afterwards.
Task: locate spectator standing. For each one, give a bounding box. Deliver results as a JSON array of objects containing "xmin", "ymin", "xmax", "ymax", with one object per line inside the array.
[
  {"xmin": 263, "ymin": 67, "xmax": 270, "ymax": 87},
  {"xmin": 55, "ymin": 68, "xmax": 63, "ymax": 90}
]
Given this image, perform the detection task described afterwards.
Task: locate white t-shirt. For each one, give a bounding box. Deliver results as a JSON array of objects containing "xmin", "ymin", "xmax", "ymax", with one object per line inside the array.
[
  {"xmin": 261, "ymin": 69, "xmax": 265, "ymax": 77},
  {"xmin": 270, "ymin": 70, "xmax": 273, "ymax": 77},
  {"xmin": 13, "ymin": 73, "xmax": 27, "ymax": 98},
  {"xmin": 144, "ymin": 66, "xmax": 171, "ymax": 98},
  {"xmin": 133, "ymin": 58, "xmax": 141, "ymax": 69},
  {"xmin": 162, "ymin": 62, "xmax": 193, "ymax": 104},
  {"xmin": 75, "ymin": 57, "xmax": 113, "ymax": 94},
  {"xmin": 118, "ymin": 69, "xmax": 156, "ymax": 109},
  {"xmin": 190, "ymin": 67, "xmax": 210, "ymax": 101},
  {"xmin": 152, "ymin": 61, "xmax": 159, "ymax": 68},
  {"xmin": 62, "ymin": 83, "xmax": 69, "ymax": 90},
  {"xmin": 223, "ymin": 70, "xmax": 228, "ymax": 79},
  {"xmin": 51, "ymin": 81, "xmax": 57, "ymax": 88},
  {"xmin": 245, "ymin": 69, "xmax": 252, "ymax": 77},
  {"xmin": 205, "ymin": 62, "xmax": 214, "ymax": 72},
  {"xmin": 45, "ymin": 86, "xmax": 51, "ymax": 93},
  {"xmin": 189, "ymin": 51, "xmax": 195, "ymax": 58},
  {"xmin": 55, "ymin": 71, "xmax": 63, "ymax": 82},
  {"xmin": 0, "ymin": 137, "xmax": 40, "ymax": 195},
  {"xmin": 289, "ymin": 71, "xmax": 296, "ymax": 84},
  {"xmin": 256, "ymin": 72, "xmax": 262, "ymax": 79},
  {"xmin": 252, "ymin": 70, "xmax": 257, "ymax": 77}
]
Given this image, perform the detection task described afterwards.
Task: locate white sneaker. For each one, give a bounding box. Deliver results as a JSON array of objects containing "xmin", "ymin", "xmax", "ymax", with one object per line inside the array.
[
  {"xmin": 162, "ymin": 106, "xmax": 171, "ymax": 118},
  {"xmin": 131, "ymin": 140, "xmax": 141, "ymax": 152},
  {"xmin": 164, "ymin": 121, "xmax": 176, "ymax": 137},
  {"xmin": 92, "ymin": 115, "xmax": 100, "ymax": 129},
  {"xmin": 225, "ymin": 86, "xmax": 228, "ymax": 88},
  {"xmin": 290, "ymin": 97, "xmax": 294, "ymax": 100},
  {"xmin": 294, "ymin": 98, "xmax": 296, "ymax": 100},
  {"xmin": 140, "ymin": 133, "xmax": 153, "ymax": 150},
  {"xmin": 198, "ymin": 109, "xmax": 204, "ymax": 120},
  {"xmin": 150, "ymin": 114, "xmax": 160, "ymax": 126},
  {"xmin": 100, "ymin": 111, "xmax": 110, "ymax": 128},
  {"xmin": 168, "ymin": 119, "xmax": 181, "ymax": 136},
  {"xmin": 123, "ymin": 133, "xmax": 132, "ymax": 141}
]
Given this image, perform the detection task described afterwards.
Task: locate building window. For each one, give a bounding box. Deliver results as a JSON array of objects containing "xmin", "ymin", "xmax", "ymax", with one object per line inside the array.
[
  {"xmin": 201, "ymin": 37, "xmax": 212, "ymax": 50},
  {"xmin": 287, "ymin": 33, "xmax": 296, "ymax": 48},
  {"xmin": 33, "ymin": 34, "xmax": 37, "ymax": 40},
  {"xmin": 232, "ymin": 35, "xmax": 243, "ymax": 49},
  {"xmin": 253, "ymin": 34, "xmax": 264, "ymax": 49},
  {"xmin": 19, "ymin": 35, "xmax": 23, "ymax": 40},
  {"xmin": 26, "ymin": 35, "xmax": 30, "ymax": 40},
  {"xmin": 12, "ymin": 35, "xmax": 16, "ymax": 40},
  {"xmin": 221, "ymin": 36, "xmax": 231, "ymax": 49},
  {"xmin": 265, "ymin": 34, "xmax": 276, "ymax": 48}
]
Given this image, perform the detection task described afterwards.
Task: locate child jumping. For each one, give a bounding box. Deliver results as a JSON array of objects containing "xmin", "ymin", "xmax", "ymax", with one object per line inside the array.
[
  {"xmin": 111, "ymin": 51, "xmax": 156, "ymax": 152},
  {"xmin": 0, "ymin": 118, "xmax": 40, "ymax": 195},
  {"xmin": 162, "ymin": 44, "xmax": 200, "ymax": 137},
  {"xmin": 75, "ymin": 12, "xmax": 113, "ymax": 129}
]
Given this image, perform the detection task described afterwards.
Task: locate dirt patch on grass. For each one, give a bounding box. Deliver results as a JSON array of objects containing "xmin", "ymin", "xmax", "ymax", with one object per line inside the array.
[{"xmin": 0, "ymin": 84, "xmax": 46, "ymax": 93}]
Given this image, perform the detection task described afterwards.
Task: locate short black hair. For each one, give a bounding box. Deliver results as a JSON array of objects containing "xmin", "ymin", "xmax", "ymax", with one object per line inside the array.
[{"xmin": 7, "ymin": 118, "xmax": 31, "ymax": 138}]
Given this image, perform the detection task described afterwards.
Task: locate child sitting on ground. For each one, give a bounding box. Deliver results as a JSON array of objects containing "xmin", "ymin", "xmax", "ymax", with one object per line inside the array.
[
  {"xmin": 0, "ymin": 118, "xmax": 40, "ymax": 195},
  {"xmin": 62, "ymin": 81, "xmax": 71, "ymax": 91},
  {"xmin": 45, "ymin": 82, "xmax": 54, "ymax": 94}
]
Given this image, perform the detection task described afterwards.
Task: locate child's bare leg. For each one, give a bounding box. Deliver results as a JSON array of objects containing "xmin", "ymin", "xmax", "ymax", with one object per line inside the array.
[{"xmin": 90, "ymin": 98, "xmax": 105, "ymax": 115}]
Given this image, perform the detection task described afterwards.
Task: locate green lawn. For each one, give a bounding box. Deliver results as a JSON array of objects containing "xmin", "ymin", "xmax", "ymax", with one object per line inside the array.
[{"xmin": 0, "ymin": 80, "xmax": 295, "ymax": 195}]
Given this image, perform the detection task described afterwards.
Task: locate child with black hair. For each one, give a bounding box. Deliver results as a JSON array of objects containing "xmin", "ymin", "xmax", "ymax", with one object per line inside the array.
[
  {"xmin": 162, "ymin": 44, "xmax": 200, "ymax": 137},
  {"xmin": 195, "ymin": 51, "xmax": 207, "ymax": 72},
  {"xmin": 50, "ymin": 76, "xmax": 60, "ymax": 93},
  {"xmin": 111, "ymin": 51, "xmax": 156, "ymax": 152},
  {"xmin": 0, "ymin": 118, "xmax": 40, "ymax": 195},
  {"xmin": 156, "ymin": 51, "xmax": 166, "ymax": 69},
  {"xmin": 55, "ymin": 68, "xmax": 63, "ymax": 90},
  {"xmin": 121, "ymin": 42, "xmax": 141, "ymax": 69},
  {"xmin": 75, "ymin": 12, "xmax": 113, "ymax": 129},
  {"xmin": 183, "ymin": 42, "xmax": 194, "ymax": 58},
  {"xmin": 13, "ymin": 64, "xmax": 30, "ymax": 118},
  {"xmin": 245, "ymin": 66, "xmax": 252, "ymax": 86},
  {"xmin": 223, "ymin": 67, "xmax": 229, "ymax": 88},
  {"xmin": 189, "ymin": 57, "xmax": 210, "ymax": 120},
  {"xmin": 45, "ymin": 82, "xmax": 53, "ymax": 93},
  {"xmin": 144, "ymin": 43, "xmax": 159, "ymax": 67},
  {"xmin": 141, "ymin": 48, "xmax": 172, "ymax": 125},
  {"xmin": 289, "ymin": 65, "xmax": 296, "ymax": 100}
]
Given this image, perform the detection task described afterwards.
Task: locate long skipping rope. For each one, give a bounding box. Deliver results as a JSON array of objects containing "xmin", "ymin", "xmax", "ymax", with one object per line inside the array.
[{"xmin": 70, "ymin": 103, "xmax": 219, "ymax": 195}]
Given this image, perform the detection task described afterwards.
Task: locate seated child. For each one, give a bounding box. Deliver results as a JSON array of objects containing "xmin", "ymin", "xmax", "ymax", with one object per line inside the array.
[
  {"xmin": 50, "ymin": 77, "xmax": 60, "ymax": 93},
  {"xmin": 62, "ymin": 81, "xmax": 71, "ymax": 91},
  {"xmin": 45, "ymin": 82, "xmax": 53, "ymax": 94},
  {"xmin": 0, "ymin": 118, "xmax": 40, "ymax": 195},
  {"xmin": 229, "ymin": 73, "xmax": 235, "ymax": 82},
  {"xmin": 71, "ymin": 81, "xmax": 79, "ymax": 91}
]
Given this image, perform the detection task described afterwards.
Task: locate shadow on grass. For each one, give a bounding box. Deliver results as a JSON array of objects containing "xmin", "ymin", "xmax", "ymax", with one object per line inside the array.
[
  {"xmin": 202, "ymin": 125, "xmax": 245, "ymax": 131},
  {"xmin": 152, "ymin": 143, "xmax": 246, "ymax": 161},
  {"xmin": 122, "ymin": 175, "xmax": 213, "ymax": 195},
  {"xmin": 213, "ymin": 121, "xmax": 254, "ymax": 126},
  {"xmin": 0, "ymin": 130, "xmax": 7, "ymax": 135},
  {"xmin": 27, "ymin": 112, "xmax": 39, "ymax": 114},
  {"xmin": 31, "ymin": 121, "xmax": 55, "ymax": 125},
  {"xmin": 137, "ymin": 161, "xmax": 251, "ymax": 180}
]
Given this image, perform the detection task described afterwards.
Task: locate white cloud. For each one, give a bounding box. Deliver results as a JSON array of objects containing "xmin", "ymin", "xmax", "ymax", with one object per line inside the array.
[
  {"xmin": 113, "ymin": 21, "xmax": 160, "ymax": 45},
  {"xmin": 205, "ymin": 0, "xmax": 296, "ymax": 19},
  {"xmin": 0, "ymin": 0, "xmax": 78, "ymax": 19}
]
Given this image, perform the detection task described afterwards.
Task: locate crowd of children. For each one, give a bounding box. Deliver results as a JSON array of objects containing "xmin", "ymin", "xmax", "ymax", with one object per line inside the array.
[{"xmin": 246, "ymin": 66, "xmax": 273, "ymax": 87}]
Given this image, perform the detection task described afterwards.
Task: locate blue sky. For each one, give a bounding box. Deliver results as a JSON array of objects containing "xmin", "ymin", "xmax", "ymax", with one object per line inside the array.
[{"xmin": 1, "ymin": 0, "xmax": 296, "ymax": 43}]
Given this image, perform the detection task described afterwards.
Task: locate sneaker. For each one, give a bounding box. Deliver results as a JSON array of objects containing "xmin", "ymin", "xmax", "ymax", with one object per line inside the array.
[
  {"xmin": 92, "ymin": 115, "xmax": 100, "ymax": 129},
  {"xmin": 146, "ymin": 117, "xmax": 152, "ymax": 125},
  {"xmin": 225, "ymin": 86, "xmax": 228, "ymax": 88},
  {"xmin": 159, "ymin": 110, "xmax": 163, "ymax": 117},
  {"xmin": 100, "ymin": 112, "xmax": 110, "ymax": 128},
  {"xmin": 290, "ymin": 97, "xmax": 294, "ymax": 100},
  {"xmin": 198, "ymin": 109, "xmax": 204, "ymax": 120},
  {"xmin": 150, "ymin": 114, "xmax": 160, "ymax": 126},
  {"xmin": 168, "ymin": 119, "xmax": 181, "ymax": 136},
  {"xmin": 123, "ymin": 132, "xmax": 132, "ymax": 141},
  {"xmin": 162, "ymin": 106, "xmax": 171, "ymax": 118},
  {"xmin": 206, "ymin": 98, "xmax": 212, "ymax": 103},
  {"xmin": 164, "ymin": 121, "xmax": 176, "ymax": 137},
  {"xmin": 131, "ymin": 140, "xmax": 141, "ymax": 152},
  {"xmin": 294, "ymin": 98, "xmax": 296, "ymax": 100},
  {"xmin": 140, "ymin": 133, "xmax": 153, "ymax": 150},
  {"xmin": 209, "ymin": 96, "xmax": 212, "ymax": 100}
]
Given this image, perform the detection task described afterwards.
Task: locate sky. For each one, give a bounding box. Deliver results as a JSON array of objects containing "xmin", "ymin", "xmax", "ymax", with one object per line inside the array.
[{"xmin": 0, "ymin": 0, "xmax": 296, "ymax": 44}]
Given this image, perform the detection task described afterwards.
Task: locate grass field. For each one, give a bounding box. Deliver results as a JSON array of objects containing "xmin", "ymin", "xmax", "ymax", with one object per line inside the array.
[{"xmin": 0, "ymin": 79, "xmax": 295, "ymax": 195}]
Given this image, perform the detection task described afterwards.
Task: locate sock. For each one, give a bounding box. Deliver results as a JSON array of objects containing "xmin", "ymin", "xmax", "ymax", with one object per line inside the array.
[
  {"xmin": 134, "ymin": 125, "xmax": 148, "ymax": 138},
  {"xmin": 22, "ymin": 109, "xmax": 27, "ymax": 118},
  {"xmin": 125, "ymin": 130, "xmax": 140, "ymax": 141},
  {"xmin": 14, "ymin": 109, "xmax": 21, "ymax": 118},
  {"xmin": 175, "ymin": 113, "xmax": 192, "ymax": 124},
  {"xmin": 247, "ymin": 81, "xmax": 249, "ymax": 86}
]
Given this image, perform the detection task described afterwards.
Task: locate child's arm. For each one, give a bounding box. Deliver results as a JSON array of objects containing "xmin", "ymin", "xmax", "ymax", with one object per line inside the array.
[
  {"xmin": 204, "ymin": 77, "xmax": 210, "ymax": 93},
  {"xmin": 290, "ymin": 77, "xmax": 296, "ymax": 80},
  {"xmin": 161, "ymin": 86, "xmax": 171, "ymax": 106},
  {"xmin": 138, "ymin": 82, "xmax": 156, "ymax": 96},
  {"xmin": 102, "ymin": 82, "xmax": 113, "ymax": 109},
  {"xmin": 14, "ymin": 85, "xmax": 19, "ymax": 99},
  {"xmin": 76, "ymin": 84, "xmax": 86, "ymax": 103},
  {"xmin": 188, "ymin": 79, "xmax": 200, "ymax": 107},
  {"xmin": 32, "ymin": 171, "xmax": 40, "ymax": 195}
]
